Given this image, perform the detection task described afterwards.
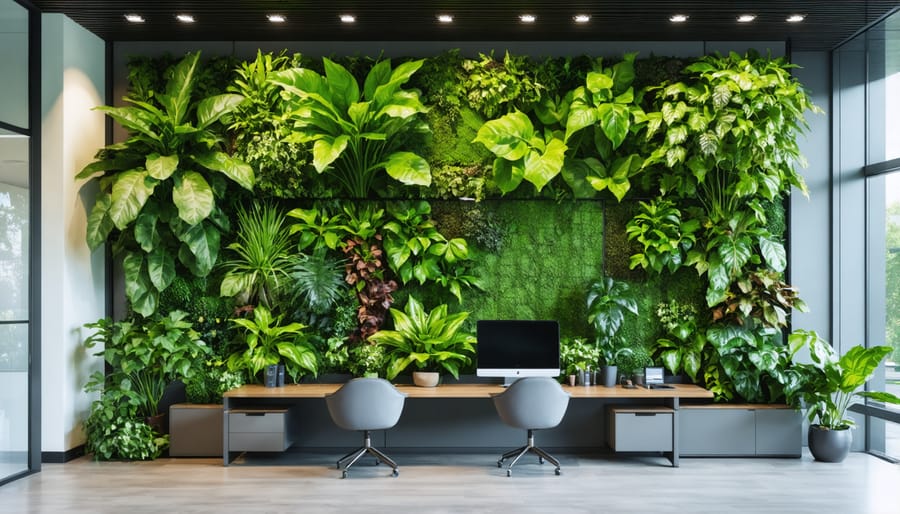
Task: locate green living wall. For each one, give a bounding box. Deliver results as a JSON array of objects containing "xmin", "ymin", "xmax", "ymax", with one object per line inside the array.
[{"xmin": 79, "ymin": 48, "xmax": 819, "ymax": 409}]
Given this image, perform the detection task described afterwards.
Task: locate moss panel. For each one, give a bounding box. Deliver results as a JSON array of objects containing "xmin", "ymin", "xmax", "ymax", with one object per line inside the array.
[{"xmin": 462, "ymin": 200, "xmax": 604, "ymax": 339}]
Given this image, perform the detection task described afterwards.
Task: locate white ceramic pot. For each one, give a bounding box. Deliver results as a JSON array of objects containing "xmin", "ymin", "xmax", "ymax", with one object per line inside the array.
[{"xmin": 412, "ymin": 371, "xmax": 440, "ymax": 387}]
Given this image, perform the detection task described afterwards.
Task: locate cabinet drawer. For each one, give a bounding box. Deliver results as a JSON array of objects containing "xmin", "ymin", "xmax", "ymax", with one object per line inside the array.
[
  {"xmin": 229, "ymin": 409, "xmax": 288, "ymax": 432},
  {"xmin": 228, "ymin": 407, "xmax": 294, "ymax": 452},
  {"xmin": 608, "ymin": 407, "xmax": 673, "ymax": 452}
]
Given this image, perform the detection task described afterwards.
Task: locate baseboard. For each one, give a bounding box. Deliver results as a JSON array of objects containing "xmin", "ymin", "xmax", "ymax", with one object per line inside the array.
[{"xmin": 41, "ymin": 445, "xmax": 85, "ymax": 463}]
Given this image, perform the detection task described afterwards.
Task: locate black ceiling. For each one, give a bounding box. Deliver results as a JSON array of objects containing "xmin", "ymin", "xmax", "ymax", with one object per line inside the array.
[{"xmin": 28, "ymin": 1, "xmax": 900, "ymax": 51}]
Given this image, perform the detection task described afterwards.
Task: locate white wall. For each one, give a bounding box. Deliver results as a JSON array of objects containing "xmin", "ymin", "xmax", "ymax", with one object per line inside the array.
[{"xmin": 40, "ymin": 14, "xmax": 106, "ymax": 454}]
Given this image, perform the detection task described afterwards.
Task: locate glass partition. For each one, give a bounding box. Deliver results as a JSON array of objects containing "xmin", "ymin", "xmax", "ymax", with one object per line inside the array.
[
  {"xmin": 0, "ymin": 127, "xmax": 29, "ymax": 480},
  {"xmin": 0, "ymin": 0, "xmax": 28, "ymax": 129}
]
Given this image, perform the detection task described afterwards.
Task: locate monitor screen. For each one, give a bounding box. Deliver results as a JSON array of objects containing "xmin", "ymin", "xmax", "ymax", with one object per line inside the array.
[{"xmin": 476, "ymin": 320, "xmax": 560, "ymax": 379}]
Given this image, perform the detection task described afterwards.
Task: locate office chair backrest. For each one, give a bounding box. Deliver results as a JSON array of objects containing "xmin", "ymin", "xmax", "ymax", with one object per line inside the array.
[
  {"xmin": 326, "ymin": 378, "xmax": 407, "ymax": 431},
  {"xmin": 493, "ymin": 377, "xmax": 570, "ymax": 430}
]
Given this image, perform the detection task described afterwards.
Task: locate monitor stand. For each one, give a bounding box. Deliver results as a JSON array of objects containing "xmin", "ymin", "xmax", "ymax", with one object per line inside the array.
[{"xmin": 502, "ymin": 376, "xmax": 520, "ymax": 387}]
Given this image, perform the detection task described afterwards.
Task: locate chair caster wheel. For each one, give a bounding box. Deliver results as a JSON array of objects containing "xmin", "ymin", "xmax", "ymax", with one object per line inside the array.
[
  {"xmin": 539, "ymin": 456, "xmax": 544, "ymax": 464},
  {"xmin": 392, "ymin": 469, "xmax": 399, "ymax": 477},
  {"xmin": 341, "ymin": 471, "xmax": 349, "ymax": 479},
  {"xmin": 506, "ymin": 469, "xmax": 512, "ymax": 477},
  {"xmin": 374, "ymin": 460, "xmax": 380, "ymax": 466},
  {"xmin": 497, "ymin": 460, "xmax": 503, "ymax": 468},
  {"xmin": 336, "ymin": 462, "xmax": 341, "ymax": 469},
  {"xmin": 555, "ymin": 468, "xmax": 561, "ymax": 476}
]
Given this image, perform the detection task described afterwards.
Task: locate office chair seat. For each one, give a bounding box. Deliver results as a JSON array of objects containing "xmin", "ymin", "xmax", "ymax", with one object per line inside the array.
[
  {"xmin": 325, "ymin": 378, "xmax": 407, "ymax": 478},
  {"xmin": 492, "ymin": 377, "xmax": 570, "ymax": 477}
]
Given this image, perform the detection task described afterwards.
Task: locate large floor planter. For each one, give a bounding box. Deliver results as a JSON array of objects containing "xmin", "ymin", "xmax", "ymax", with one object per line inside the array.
[{"xmin": 807, "ymin": 425, "xmax": 852, "ymax": 463}]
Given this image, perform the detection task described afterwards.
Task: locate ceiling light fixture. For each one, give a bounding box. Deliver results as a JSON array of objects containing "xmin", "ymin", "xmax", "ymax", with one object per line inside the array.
[
  {"xmin": 669, "ymin": 14, "xmax": 689, "ymax": 23},
  {"xmin": 124, "ymin": 14, "xmax": 145, "ymax": 23},
  {"xmin": 786, "ymin": 14, "xmax": 806, "ymax": 23},
  {"xmin": 573, "ymin": 14, "xmax": 591, "ymax": 23},
  {"xmin": 737, "ymin": 14, "xmax": 757, "ymax": 23},
  {"xmin": 339, "ymin": 14, "xmax": 356, "ymax": 23},
  {"xmin": 175, "ymin": 14, "xmax": 195, "ymax": 23},
  {"xmin": 520, "ymin": 14, "xmax": 536, "ymax": 23},
  {"xmin": 437, "ymin": 14, "xmax": 453, "ymax": 23},
  {"xmin": 267, "ymin": 14, "xmax": 286, "ymax": 23}
]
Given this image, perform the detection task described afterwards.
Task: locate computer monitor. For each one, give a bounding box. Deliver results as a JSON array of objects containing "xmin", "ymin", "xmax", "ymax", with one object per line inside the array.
[{"xmin": 476, "ymin": 320, "xmax": 560, "ymax": 383}]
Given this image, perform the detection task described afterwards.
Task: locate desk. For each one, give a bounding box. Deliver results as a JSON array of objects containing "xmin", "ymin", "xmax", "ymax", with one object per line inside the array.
[{"xmin": 223, "ymin": 383, "xmax": 712, "ymax": 467}]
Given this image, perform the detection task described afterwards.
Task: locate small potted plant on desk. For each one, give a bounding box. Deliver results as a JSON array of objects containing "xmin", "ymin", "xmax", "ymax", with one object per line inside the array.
[
  {"xmin": 617, "ymin": 344, "xmax": 654, "ymax": 387},
  {"xmin": 560, "ymin": 337, "xmax": 601, "ymax": 386},
  {"xmin": 789, "ymin": 330, "xmax": 900, "ymax": 462},
  {"xmin": 368, "ymin": 295, "xmax": 476, "ymax": 386}
]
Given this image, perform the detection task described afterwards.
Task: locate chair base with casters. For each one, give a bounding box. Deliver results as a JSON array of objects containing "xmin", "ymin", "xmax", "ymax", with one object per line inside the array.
[
  {"xmin": 325, "ymin": 377, "xmax": 406, "ymax": 479},
  {"xmin": 497, "ymin": 429, "xmax": 561, "ymax": 477},
  {"xmin": 336, "ymin": 429, "xmax": 399, "ymax": 479}
]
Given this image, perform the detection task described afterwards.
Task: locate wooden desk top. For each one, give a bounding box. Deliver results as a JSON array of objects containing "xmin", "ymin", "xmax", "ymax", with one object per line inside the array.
[{"xmin": 224, "ymin": 382, "xmax": 713, "ymax": 400}]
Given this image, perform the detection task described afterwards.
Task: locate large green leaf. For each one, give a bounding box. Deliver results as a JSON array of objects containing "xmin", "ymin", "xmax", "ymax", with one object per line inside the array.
[
  {"xmin": 599, "ymin": 103, "xmax": 630, "ymax": 149},
  {"xmin": 473, "ymin": 111, "xmax": 533, "ymax": 161},
  {"xmin": 564, "ymin": 102, "xmax": 600, "ymax": 141},
  {"xmin": 492, "ymin": 157, "xmax": 525, "ymax": 194},
  {"xmin": 586, "ymin": 71, "xmax": 614, "ymax": 93},
  {"xmin": 123, "ymin": 252, "xmax": 157, "ymax": 316},
  {"xmin": 145, "ymin": 153, "xmax": 178, "ymax": 181},
  {"xmin": 192, "ymin": 151, "xmax": 255, "ymax": 191},
  {"xmin": 109, "ymin": 170, "xmax": 156, "ymax": 230},
  {"xmin": 759, "ymin": 236, "xmax": 787, "ymax": 272},
  {"xmin": 161, "ymin": 52, "xmax": 200, "ymax": 126},
  {"xmin": 523, "ymin": 138, "xmax": 567, "ymax": 192},
  {"xmin": 173, "ymin": 171, "xmax": 214, "ymax": 225},
  {"xmin": 323, "ymin": 58, "xmax": 360, "ymax": 111},
  {"xmin": 312, "ymin": 136, "xmax": 349, "ymax": 172},
  {"xmin": 94, "ymin": 105, "xmax": 159, "ymax": 141},
  {"xmin": 177, "ymin": 222, "xmax": 220, "ymax": 277},
  {"xmin": 838, "ymin": 345, "xmax": 892, "ymax": 392},
  {"xmin": 384, "ymin": 151, "xmax": 431, "ymax": 186},
  {"xmin": 147, "ymin": 248, "xmax": 176, "ymax": 292},
  {"xmin": 363, "ymin": 59, "xmax": 392, "ymax": 101},
  {"xmin": 134, "ymin": 210, "xmax": 160, "ymax": 252},
  {"xmin": 196, "ymin": 93, "xmax": 245, "ymax": 129},
  {"xmin": 85, "ymin": 194, "xmax": 114, "ymax": 251}
]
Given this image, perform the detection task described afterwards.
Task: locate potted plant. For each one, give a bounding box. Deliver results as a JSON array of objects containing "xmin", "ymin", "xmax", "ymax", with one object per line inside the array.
[
  {"xmin": 559, "ymin": 337, "xmax": 600, "ymax": 385},
  {"xmin": 368, "ymin": 295, "xmax": 476, "ymax": 386},
  {"xmin": 789, "ymin": 330, "xmax": 900, "ymax": 462},
  {"xmin": 617, "ymin": 344, "xmax": 653, "ymax": 386},
  {"xmin": 82, "ymin": 311, "xmax": 210, "ymax": 459},
  {"xmin": 652, "ymin": 299, "xmax": 706, "ymax": 383},
  {"xmin": 226, "ymin": 305, "xmax": 319, "ymax": 384},
  {"xmin": 586, "ymin": 277, "xmax": 639, "ymax": 387}
]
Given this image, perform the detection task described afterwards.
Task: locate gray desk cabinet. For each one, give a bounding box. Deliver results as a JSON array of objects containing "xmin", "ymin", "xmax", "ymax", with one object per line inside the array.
[
  {"xmin": 608, "ymin": 406, "xmax": 674, "ymax": 452},
  {"xmin": 680, "ymin": 405, "xmax": 800, "ymax": 457},
  {"xmin": 228, "ymin": 407, "xmax": 295, "ymax": 452}
]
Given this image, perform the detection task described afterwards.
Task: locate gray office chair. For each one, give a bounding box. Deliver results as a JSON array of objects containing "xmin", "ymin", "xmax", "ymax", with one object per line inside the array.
[
  {"xmin": 492, "ymin": 377, "xmax": 570, "ymax": 476},
  {"xmin": 325, "ymin": 377, "xmax": 407, "ymax": 478}
]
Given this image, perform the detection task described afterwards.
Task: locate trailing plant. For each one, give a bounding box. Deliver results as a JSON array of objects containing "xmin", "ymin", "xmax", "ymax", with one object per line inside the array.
[
  {"xmin": 343, "ymin": 235, "xmax": 398, "ymax": 342},
  {"xmin": 461, "ymin": 51, "xmax": 546, "ymax": 118},
  {"xmin": 642, "ymin": 51, "xmax": 821, "ymax": 206},
  {"xmin": 653, "ymin": 299, "xmax": 706, "ymax": 382},
  {"xmin": 77, "ymin": 51, "xmax": 254, "ymax": 316},
  {"xmin": 430, "ymin": 164, "xmax": 489, "ymax": 201},
  {"xmin": 218, "ymin": 202, "xmax": 295, "ymax": 309},
  {"xmin": 183, "ymin": 359, "xmax": 244, "ymax": 404},
  {"xmin": 383, "ymin": 201, "xmax": 480, "ymax": 302},
  {"xmin": 271, "ymin": 57, "xmax": 432, "ymax": 198},
  {"xmin": 789, "ymin": 330, "xmax": 900, "ymax": 429},
  {"xmin": 625, "ymin": 198, "xmax": 700, "ymax": 274},
  {"xmin": 84, "ymin": 398, "xmax": 168, "ymax": 461},
  {"xmin": 368, "ymin": 295, "xmax": 477, "ymax": 380},
  {"xmin": 227, "ymin": 305, "xmax": 318, "ymax": 383}
]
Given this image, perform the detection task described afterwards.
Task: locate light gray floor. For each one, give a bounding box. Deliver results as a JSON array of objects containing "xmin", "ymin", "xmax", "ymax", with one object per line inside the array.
[{"xmin": 0, "ymin": 450, "xmax": 898, "ymax": 513}]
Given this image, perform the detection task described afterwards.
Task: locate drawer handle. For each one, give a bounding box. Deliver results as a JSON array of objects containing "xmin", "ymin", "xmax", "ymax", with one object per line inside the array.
[
  {"xmin": 245, "ymin": 412, "xmax": 266, "ymax": 417},
  {"xmin": 634, "ymin": 413, "xmax": 657, "ymax": 417}
]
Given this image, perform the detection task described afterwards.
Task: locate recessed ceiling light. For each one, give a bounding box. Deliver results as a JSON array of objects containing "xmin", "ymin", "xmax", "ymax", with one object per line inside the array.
[
  {"xmin": 339, "ymin": 14, "xmax": 356, "ymax": 23},
  {"xmin": 786, "ymin": 14, "xmax": 806, "ymax": 23},
  {"xmin": 737, "ymin": 14, "xmax": 757, "ymax": 23},
  {"xmin": 669, "ymin": 14, "xmax": 689, "ymax": 23},
  {"xmin": 437, "ymin": 14, "xmax": 453, "ymax": 23},
  {"xmin": 520, "ymin": 14, "xmax": 536, "ymax": 23},
  {"xmin": 124, "ymin": 14, "xmax": 145, "ymax": 23},
  {"xmin": 175, "ymin": 14, "xmax": 195, "ymax": 23},
  {"xmin": 267, "ymin": 14, "xmax": 286, "ymax": 23},
  {"xmin": 573, "ymin": 14, "xmax": 591, "ymax": 23}
]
